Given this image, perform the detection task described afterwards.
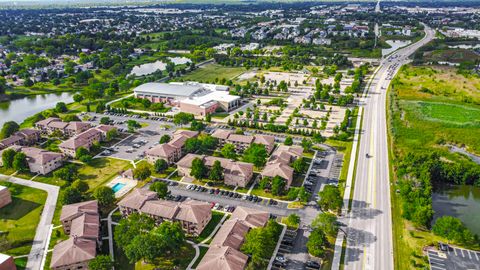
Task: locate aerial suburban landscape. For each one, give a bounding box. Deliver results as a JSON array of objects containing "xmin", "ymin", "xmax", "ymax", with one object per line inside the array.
[{"xmin": 0, "ymin": 0, "xmax": 479, "ymax": 269}]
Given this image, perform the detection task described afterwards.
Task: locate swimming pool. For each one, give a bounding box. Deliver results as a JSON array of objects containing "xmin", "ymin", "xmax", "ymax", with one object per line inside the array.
[{"xmin": 112, "ymin": 183, "xmax": 126, "ymax": 193}]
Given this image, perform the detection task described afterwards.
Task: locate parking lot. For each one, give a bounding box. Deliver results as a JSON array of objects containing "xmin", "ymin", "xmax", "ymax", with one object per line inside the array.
[
  {"xmin": 428, "ymin": 245, "xmax": 480, "ymax": 270},
  {"xmin": 84, "ymin": 112, "xmax": 177, "ymax": 160}
]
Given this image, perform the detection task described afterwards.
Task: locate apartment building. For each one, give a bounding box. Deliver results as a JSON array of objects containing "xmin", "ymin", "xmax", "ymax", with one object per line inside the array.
[
  {"xmin": 35, "ymin": 118, "xmax": 90, "ymax": 136},
  {"xmin": 196, "ymin": 207, "xmax": 270, "ymax": 270},
  {"xmin": 117, "ymin": 189, "xmax": 212, "ymax": 235},
  {"xmin": 260, "ymin": 145, "xmax": 303, "ymax": 188},
  {"xmin": 176, "ymin": 154, "xmax": 254, "ymax": 187},
  {"xmin": 0, "ymin": 129, "xmax": 41, "ymax": 150},
  {"xmin": 211, "ymin": 129, "xmax": 275, "ymax": 154},
  {"xmin": 51, "ymin": 200, "xmax": 100, "ymax": 270},
  {"xmin": 0, "ymin": 146, "xmax": 64, "ymax": 175},
  {"xmin": 59, "ymin": 125, "xmax": 115, "ymax": 157},
  {"xmin": 146, "ymin": 130, "xmax": 199, "ymax": 164},
  {"xmin": 0, "ymin": 186, "xmax": 12, "ymax": 209}
]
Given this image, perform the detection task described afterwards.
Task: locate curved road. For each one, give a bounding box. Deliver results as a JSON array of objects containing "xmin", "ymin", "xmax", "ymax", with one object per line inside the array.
[
  {"xmin": 342, "ymin": 25, "xmax": 435, "ymax": 270},
  {"xmin": 0, "ymin": 174, "xmax": 59, "ymax": 270}
]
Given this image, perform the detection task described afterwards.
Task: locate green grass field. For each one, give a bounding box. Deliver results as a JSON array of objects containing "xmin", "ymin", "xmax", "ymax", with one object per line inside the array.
[
  {"xmin": 178, "ymin": 64, "xmax": 246, "ymax": 82},
  {"xmin": 388, "ymin": 65, "xmax": 480, "ymax": 269},
  {"xmin": 0, "ymin": 181, "xmax": 47, "ymax": 257}
]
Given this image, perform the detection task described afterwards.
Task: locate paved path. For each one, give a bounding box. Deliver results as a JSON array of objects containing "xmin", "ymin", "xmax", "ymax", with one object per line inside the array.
[{"xmin": 0, "ymin": 174, "xmax": 60, "ymax": 270}]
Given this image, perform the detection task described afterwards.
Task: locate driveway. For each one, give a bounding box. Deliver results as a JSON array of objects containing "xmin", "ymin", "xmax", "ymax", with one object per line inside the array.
[{"xmin": 0, "ymin": 174, "xmax": 60, "ymax": 270}]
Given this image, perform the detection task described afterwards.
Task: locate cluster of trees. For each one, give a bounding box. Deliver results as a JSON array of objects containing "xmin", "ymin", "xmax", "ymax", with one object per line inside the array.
[
  {"xmin": 241, "ymin": 220, "xmax": 283, "ymax": 269},
  {"xmin": 184, "ymin": 134, "xmax": 218, "ymax": 154},
  {"xmin": 432, "ymin": 216, "xmax": 477, "ymax": 245},
  {"xmin": 397, "ymin": 152, "xmax": 480, "ymax": 228},
  {"xmin": 317, "ymin": 185, "xmax": 343, "ymax": 213},
  {"xmin": 344, "ymin": 64, "xmax": 369, "ymax": 94},
  {"xmin": 114, "ymin": 213, "xmax": 186, "ymax": 264},
  {"xmin": 119, "ymin": 97, "xmax": 168, "ymax": 112},
  {"xmin": 242, "ymin": 143, "xmax": 268, "ymax": 167},
  {"xmin": 258, "ymin": 175, "xmax": 287, "ymax": 196},
  {"xmin": 307, "ymin": 212, "xmax": 339, "ymax": 258},
  {"xmin": 0, "ymin": 121, "xmax": 19, "ymax": 139},
  {"xmin": 190, "ymin": 158, "xmax": 224, "ymax": 181},
  {"xmin": 134, "ymin": 163, "xmax": 152, "ymax": 181},
  {"xmin": 76, "ymin": 146, "xmax": 94, "ymax": 164},
  {"xmin": 1, "ymin": 148, "xmax": 28, "ymax": 172}
]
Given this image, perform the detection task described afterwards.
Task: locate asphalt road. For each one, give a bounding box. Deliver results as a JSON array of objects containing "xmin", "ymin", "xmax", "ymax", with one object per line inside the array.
[
  {"xmin": 342, "ymin": 25, "xmax": 436, "ymax": 270},
  {"xmin": 0, "ymin": 174, "xmax": 60, "ymax": 270}
]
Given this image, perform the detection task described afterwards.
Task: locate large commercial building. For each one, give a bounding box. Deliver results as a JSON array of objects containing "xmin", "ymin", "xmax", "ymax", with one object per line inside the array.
[{"xmin": 133, "ymin": 82, "xmax": 241, "ymax": 116}]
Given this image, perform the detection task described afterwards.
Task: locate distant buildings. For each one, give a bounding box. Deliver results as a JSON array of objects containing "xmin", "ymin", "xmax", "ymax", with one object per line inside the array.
[
  {"xmin": 51, "ymin": 200, "xmax": 100, "ymax": 270},
  {"xmin": 177, "ymin": 154, "xmax": 254, "ymax": 187},
  {"xmin": 118, "ymin": 189, "xmax": 212, "ymax": 235},
  {"xmin": 133, "ymin": 82, "xmax": 241, "ymax": 116},
  {"xmin": 0, "ymin": 129, "xmax": 41, "ymax": 150}
]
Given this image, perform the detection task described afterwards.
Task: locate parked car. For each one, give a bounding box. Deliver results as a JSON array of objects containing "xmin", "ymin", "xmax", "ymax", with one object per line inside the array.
[{"xmin": 305, "ymin": 260, "xmax": 321, "ymax": 269}]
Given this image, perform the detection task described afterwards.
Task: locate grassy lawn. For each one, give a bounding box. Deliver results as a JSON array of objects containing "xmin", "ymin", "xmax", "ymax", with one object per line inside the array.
[
  {"xmin": 48, "ymin": 227, "xmax": 69, "ymax": 249},
  {"xmin": 211, "ymin": 112, "xmax": 230, "ymax": 119},
  {"xmin": 191, "ymin": 246, "xmax": 209, "ymax": 269},
  {"xmin": 194, "ymin": 211, "xmax": 225, "ymax": 243},
  {"xmin": 77, "ymin": 158, "xmax": 132, "ymax": 191},
  {"xmin": 134, "ymin": 242, "xmax": 196, "ymax": 270},
  {"xmin": 250, "ymin": 186, "xmax": 289, "ymax": 201},
  {"xmin": 388, "ymin": 64, "xmax": 480, "ymax": 269},
  {"xmin": 178, "ymin": 63, "xmax": 246, "ymax": 82},
  {"xmin": 0, "ymin": 181, "xmax": 47, "ymax": 257}
]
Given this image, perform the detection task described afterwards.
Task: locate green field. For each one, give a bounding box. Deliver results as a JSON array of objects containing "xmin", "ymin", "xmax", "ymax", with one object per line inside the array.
[
  {"xmin": 388, "ymin": 65, "xmax": 480, "ymax": 269},
  {"xmin": 0, "ymin": 181, "xmax": 47, "ymax": 258},
  {"xmin": 178, "ymin": 64, "xmax": 246, "ymax": 82}
]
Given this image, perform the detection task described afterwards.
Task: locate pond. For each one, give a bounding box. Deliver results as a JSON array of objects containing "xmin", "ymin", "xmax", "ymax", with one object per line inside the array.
[
  {"xmin": 0, "ymin": 92, "xmax": 75, "ymax": 127},
  {"xmin": 382, "ymin": 40, "xmax": 412, "ymax": 56},
  {"xmin": 432, "ymin": 184, "xmax": 480, "ymax": 235},
  {"xmin": 130, "ymin": 57, "xmax": 191, "ymax": 76}
]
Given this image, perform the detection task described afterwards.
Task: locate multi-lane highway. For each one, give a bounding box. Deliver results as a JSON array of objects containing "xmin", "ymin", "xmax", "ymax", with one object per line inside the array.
[{"xmin": 342, "ymin": 25, "xmax": 436, "ymax": 270}]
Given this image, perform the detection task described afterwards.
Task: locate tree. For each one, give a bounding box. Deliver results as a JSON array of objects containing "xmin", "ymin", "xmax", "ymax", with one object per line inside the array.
[
  {"xmin": 173, "ymin": 112, "xmax": 194, "ymax": 125},
  {"xmin": 150, "ymin": 181, "xmax": 169, "ymax": 199},
  {"xmin": 106, "ymin": 129, "xmax": 118, "ymax": 141},
  {"xmin": 221, "ymin": 143, "xmax": 237, "ymax": 159},
  {"xmin": 127, "ymin": 120, "xmax": 141, "ymax": 133},
  {"xmin": 159, "ymin": 134, "xmax": 171, "ymax": 144},
  {"xmin": 88, "ymin": 255, "xmax": 114, "ymax": 270},
  {"xmin": 55, "ymin": 102, "xmax": 68, "ymax": 113},
  {"xmin": 184, "ymin": 137, "xmax": 201, "ymax": 153},
  {"xmin": 190, "ymin": 119, "xmax": 205, "ymax": 131},
  {"xmin": 318, "ymin": 185, "xmax": 343, "ymax": 212},
  {"xmin": 53, "ymin": 164, "xmax": 79, "ymax": 182},
  {"xmin": 209, "ymin": 160, "xmax": 223, "ymax": 181},
  {"xmin": 284, "ymin": 136, "xmax": 293, "ymax": 146},
  {"xmin": 271, "ymin": 176, "xmax": 286, "ymax": 196},
  {"xmin": 134, "ymin": 163, "xmax": 152, "ymax": 181},
  {"xmin": 0, "ymin": 121, "xmax": 19, "ymax": 139},
  {"xmin": 241, "ymin": 220, "xmax": 282, "ymax": 267},
  {"xmin": 307, "ymin": 228, "xmax": 327, "ymax": 258},
  {"xmin": 301, "ymin": 138, "xmax": 313, "ymax": 151},
  {"xmin": 292, "ymin": 157, "xmax": 307, "ymax": 173},
  {"xmin": 0, "ymin": 76, "xmax": 7, "ymax": 95},
  {"xmin": 73, "ymin": 94, "xmax": 84, "ymax": 103},
  {"xmin": 432, "ymin": 216, "xmax": 475, "ymax": 245},
  {"xmin": 114, "ymin": 213, "xmax": 155, "ymax": 249},
  {"xmin": 75, "ymin": 147, "xmax": 89, "ymax": 160},
  {"xmin": 71, "ymin": 180, "xmax": 89, "ymax": 193},
  {"xmin": 285, "ymin": 214, "xmax": 300, "ymax": 229},
  {"xmin": 12, "ymin": 152, "xmax": 28, "ymax": 172},
  {"xmin": 60, "ymin": 186, "xmax": 83, "ymax": 205},
  {"xmin": 100, "ymin": 117, "xmax": 111, "ymax": 125},
  {"xmin": 93, "ymin": 186, "xmax": 115, "ymax": 207},
  {"xmin": 154, "ymin": 159, "xmax": 168, "ymax": 174},
  {"xmin": 312, "ymin": 212, "xmax": 338, "ymax": 236},
  {"xmin": 190, "ymin": 157, "xmax": 208, "ymax": 180},
  {"xmin": 62, "ymin": 114, "xmax": 80, "ymax": 122},
  {"xmin": 243, "ymin": 143, "xmax": 268, "ymax": 167},
  {"xmin": 199, "ymin": 134, "xmax": 218, "ymax": 153},
  {"xmin": 1, "ymin": 148, "xmax": 16, "ymax": 169}
]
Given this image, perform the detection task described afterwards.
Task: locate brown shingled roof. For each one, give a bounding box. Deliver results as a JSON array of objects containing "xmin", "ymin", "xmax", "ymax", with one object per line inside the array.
[
  {"xmin": 140, "ymin": 200, "xmax": 179, "ymax": 219},
  {"xmin": 146, "ymin": 143, "xmax": 177, "ymax": 157},
  {"xmin": 230, "ymin": 206, "xmax": 269, "ymax": 228},
  {"xmin": 211, "ymin": 129, "xmax": 233, "ymax": 140},
  {"xmin": 227, "ymin": 134, "xmax": 254, "ymax": 144},
  {"xmin": 176, "ymin": 199, "xmax": 211, "ymax": 224},
  {"xmin": 117, "ymin": 189, "xmax": 157, "ymax": 210},
  {"xmin": 196, "ymin": 245, "xmax": 248, "ymax": 270},
  {"xmin": 210, "ymin": 219, "xmax": 250, "ymax": 250},
  {"xmin": 60, "ymin": 200, "xmax": 98, "ymax": 222},
  {"xmin": 70, "ymin": 213, "xmax": 100, "ymax": 240},
  {"xmin": 261, "ymin": 162, "xmax": 294, "ymax": 186},
  {"xmin": 50, "ymin": 237, "xmax": 97, "ymax": 268}
]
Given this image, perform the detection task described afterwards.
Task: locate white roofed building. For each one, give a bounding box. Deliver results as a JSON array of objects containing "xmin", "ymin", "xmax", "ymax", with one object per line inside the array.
[{"xmin": 133, "ymin": 82, "xmax": 241, "ymax": 116}]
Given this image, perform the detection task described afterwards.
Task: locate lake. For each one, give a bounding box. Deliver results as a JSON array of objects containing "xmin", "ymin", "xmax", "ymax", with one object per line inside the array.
[
  {"xmin": 0, "ymin": 92, "xmax": 75, "ymax": 127},
  {"xmin": 432, "ymin": 184, "xmax": 480, "ymax": 235},
  {"xmin": 130, "ymin": 57, "xmax": 191, "ymax": 76},
  {"xmin": 382, "ymin": 40, "xmax": 412, "ymax": 56}
]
